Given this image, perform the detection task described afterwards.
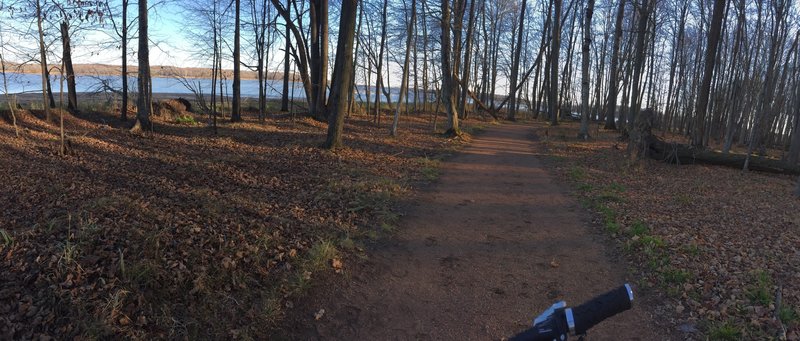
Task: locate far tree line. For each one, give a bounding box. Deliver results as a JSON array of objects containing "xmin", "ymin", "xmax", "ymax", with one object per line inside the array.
[{"xmin": 1, "ymin": 0, "xmax": 799, "ymax": 160}]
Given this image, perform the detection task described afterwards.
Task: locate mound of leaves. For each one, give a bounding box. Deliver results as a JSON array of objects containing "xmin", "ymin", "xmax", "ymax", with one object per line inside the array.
[
  {"xmin": 533, "ymin": 121, "xmax": 800, "ymax": 340},
  {"xmin": 0, "ymin": 108, "xmax": 478, "ymax": 339}
]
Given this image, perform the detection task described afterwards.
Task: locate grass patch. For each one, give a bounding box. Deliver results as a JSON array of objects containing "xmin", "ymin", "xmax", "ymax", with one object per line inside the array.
[
  {"xmin": 779, "ymin": 306, "xmax": 799, "ymax": 326},
  {"xmin": 746, "ymin": 270, "xmax": 772, "ymax": 306},
  {"xmin": 0, "ymin": 229, "xmax": 12, "ymax": 248},
  {"xmin": 567, "ymin": 166, "xmax": 586, "ymax": 181},
  {"xmin": 662, "ymin": 267, "xmax": 691, "ymax": 285},
  {"xmin": 304, "ymin": 240, "xmax": 339, "ymax": 273},
  {"xmin": 577, "ymin": 183, "xmax": 594, "ymax": 192},
  {"xmin": 418, "ymin": 157, "xmax": 441, "ymax": 181},
  {"xmin": 629, "ymin": 220, "xmax": 649, "ymax": 236},
  {"xmin": 175, "ymin": 115, "xmax": 198, "ymax": 125},
  {"xmin": 707, "ymin": 321, "xmax": 742, "ymax": 340},
  {"xmin": 462, "ymin": 125, "xmax": 486, "ymax": 135}
]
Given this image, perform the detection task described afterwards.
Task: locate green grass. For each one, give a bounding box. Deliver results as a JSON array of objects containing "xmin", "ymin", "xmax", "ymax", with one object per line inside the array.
[
  {"xmin": 304, "ymin": 240, "xmax": 339, "ymax": 273},
  {"xmin": 746, "ymin": 270, "xmax": 773, "ymax": 306},
  {"xmin": 418, "ymin": 157, "xmax": 441, "ymax": 181},
  {"xmin": 567, "ymin": 167, "xmax": 586, "ymax": 181},
  {"xmin": 0, "ymin": 229, "xmax": 12, "ymax": 248},
  {"xmin": 779, "ymin": 306, "xmax": 799, "ymax": 326},
  {"xmin": 662, "ymin": 267, "xmax": 691, "ymax": 285},
  {"xmin": 175, "ymin": 115, "xmax": 198, "ymax": 125},
  {"xmin": 577, "ymin": 183, "xmax": 594, "ymax": 192},
  {"xmin": 462, "ymin": 125, "xmax": 486, "ymax": 135},
  {"xmin": 629, "ymin": 220, "xmax": 649, "ymax": 236},
  {"xmin": 707, "ymin": 321, "xmax": 742, "ymax": 340}
]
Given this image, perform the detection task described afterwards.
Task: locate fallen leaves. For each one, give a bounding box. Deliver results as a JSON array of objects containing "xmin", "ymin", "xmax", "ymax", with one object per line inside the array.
[
  {"xmin": 535, "ymin": 121, "xmax": 800, "ymax": 338},
  {"xmin": 0, "ymin": 108, "xmax": 479, "ymax": 339}
]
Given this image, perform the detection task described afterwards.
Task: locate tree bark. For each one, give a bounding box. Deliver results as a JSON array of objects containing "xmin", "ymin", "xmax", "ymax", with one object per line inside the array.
[
  {"xmin": 35, "ymin": 0, "xmax": 50, "ymax": 121},
  {"xmin": 508, "ymin": 0, "xmax": 527, "ymax": 121},
  {"xmin": 440, "ymin": 0, "xmax": 461, "ymax": 136},
  {"xmin": 604, "ymin": 0, "xmax": 625, "ymax": 130},
  {"xmin": 232, "ymin": 0, "xmax": 242, "ymax": 122},
  {"xmin": 121, "ymin": 0, "xmax": 129, "ymax": 121},
  {"xmin": 59, "ymin": 21, "xmax": 78, "ymax": 113},
  {"xmin": 548, "ymin": 0, "xmax": 562, "ymax": 126},
  {"xmin": 134, "ymin": 0, "xmax": 152, "ymax": 132},
  {"xmin": 324, "ymin": 0, "xmax": 358, "ymax": 149},
  {"xmin": 391, "ymin": 0, "xmax": 416, "ymax": 136},
  {"xmin": 692, "ymin": 0, "xmax": 726, "ymax": 147},
  {"xmin": 578, "ymin": 0, "xmax": 595, "ymax": 139},
  {"xmin": 281, "ymin": 17, "xmax": 291, "ymax": 112}
]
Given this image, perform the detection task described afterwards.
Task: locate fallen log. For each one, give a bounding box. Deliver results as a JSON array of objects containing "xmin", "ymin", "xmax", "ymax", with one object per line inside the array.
[
  {"xmin": 645, "ymin": 136, "xmax": 800, "ymax": 175},
  {"xmin": 627, "ymin": 109, "xmax": 800, "ymax": 175}
]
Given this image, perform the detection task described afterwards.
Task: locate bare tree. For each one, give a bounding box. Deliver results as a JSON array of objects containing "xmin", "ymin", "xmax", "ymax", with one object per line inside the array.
[
  {"xmin": 133, "ymin": 0, "xmax": 151, "ymax": 131},
  {"xmin": 578, "ymin": 0, "xmax": 595, "ymax": 139},
  {"xmin": 390, "ymin": 0, "xmax": 416, "ymax": 136},
  {"xmin": 324, "ymin": 0, "xmax": 358, "ymax": 148},
  {"xmin": 440, "ymin": 0, "xmax": 461, "ymax": 136}
]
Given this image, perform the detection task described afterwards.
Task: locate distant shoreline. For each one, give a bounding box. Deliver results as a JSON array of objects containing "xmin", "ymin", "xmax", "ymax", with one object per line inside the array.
[{"xmin": 1, "ymin": 62, "xmax": 297, "ymax": 81}]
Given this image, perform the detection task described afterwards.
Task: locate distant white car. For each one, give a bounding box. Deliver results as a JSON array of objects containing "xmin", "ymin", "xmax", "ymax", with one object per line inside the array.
[{"xmin": 569, "ymin": 111, "xmax": 581, "ymax": 120}]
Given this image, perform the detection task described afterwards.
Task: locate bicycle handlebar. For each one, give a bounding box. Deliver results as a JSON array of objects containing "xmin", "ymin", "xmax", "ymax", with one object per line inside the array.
[{"xmin": 509, "ymin": 284, "xmax": 634, "ymax": 341}]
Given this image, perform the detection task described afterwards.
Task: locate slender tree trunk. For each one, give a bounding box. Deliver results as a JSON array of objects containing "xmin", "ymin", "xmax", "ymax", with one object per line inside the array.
[
  {"xmin": 458, "ymin": 0, "xmax": 477, "ymax": 118},
  {"xmin": 579, "ymin": 0, "xmax": 595, "ymax": 139},
  {"xmin": 121, "ymin": 0, "xmax": 128, "ymax": 121},
  {"xmin": 692, "ymin": 0, "xmax": 726, "ymax": 147},
  {"xmin": 59, "ymin": 21, "xmax": 78, "ymax": 113},
  {"xmin": 440, "ymin": 0, "xmax": 460, "ymax": 136},
  {"xmin": 549, "ymin": 0, "xmax": 562, "ymax": 126},
  {"xmin": 232, "ymin": 0, "xmax": 242, "ymax": 121},
  {"xmin": 325, "ymin": 0, "xmax": 358, "ymax": 149},
  {"xmin": 391, "ymin": 0, "xmax": 416, "ymax": 136},
  {"xmin": 134, "ymin": 0, "xmax": 152, "ymax": 131},
  {"xmin": 281, "ymin": 19, "xmax": 291, "ymax": 112},
  {"xmin": 35, "ymin": 0, "xmax": 50, "ymax": 121},
  {"xmin": 508, "ymin": 0, "xmax": 527, "ymax": 121},
  {"xmin": 604, "ymin": 0, "xmax": 625, "ymax": 130},
  {"xmin": 625, "ymin": 0, "xmax": 652, "ymax": 140}
]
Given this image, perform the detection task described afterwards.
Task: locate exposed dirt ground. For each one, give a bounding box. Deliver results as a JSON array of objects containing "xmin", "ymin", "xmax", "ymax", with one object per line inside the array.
[{"xmin": 286, "ymin": 123, "xmax": 670, "ymax": 340}]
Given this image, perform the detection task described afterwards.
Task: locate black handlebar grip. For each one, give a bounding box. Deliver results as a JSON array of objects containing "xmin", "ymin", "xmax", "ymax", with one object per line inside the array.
[{"xmin": 570, "ymin": 284, "xmax": 633, "ymax": 335}]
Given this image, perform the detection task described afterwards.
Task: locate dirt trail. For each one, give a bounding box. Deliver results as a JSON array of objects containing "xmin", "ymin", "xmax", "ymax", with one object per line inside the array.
[{"xmin": 290, "ymin": 123, "xmax": 666, "ymax": 340}]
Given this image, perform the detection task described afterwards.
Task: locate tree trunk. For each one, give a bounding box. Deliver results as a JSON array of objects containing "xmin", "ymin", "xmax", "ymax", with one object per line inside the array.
[
  {"xmin": 232, "ymin": 0, "xmax": 242, "ymax": 122},
  {"xmin": 458, "ymin": 0, "xmax": 477, "ymax": 118},
  {"xmin": 692, "ymin": 0, "xmax": 726, "ymax": 147},
  {"xmin": 59, "ymin": 21, "xmax": 78, "ymax": 113},
  {"xmin": 508, "ymin": 0, "xmax": 527, "ymax": 121},
  {"xmin": 35, "ymin": 0, "xmax": 50, "ymax": 121},
  {"xmin": 579, "ymin": 0, "xmax": 595, "ymax": 139},
  {"xmin": 391, "ymin": 0, "xmax": 416, "ymax": 136},
  {"xmin": 325, "ymin": 0, "xmax": 358, "ymax": 149},
  {"xmin": 625, "ymin": 0, "xmax": 652, "ymax": 143},
  {"xmin": 281, "ymin": 18, "xmax": 291, "ymax": 112},
  {"xmin": 133, "ymin": 0, "xmax": 152, "ymax": 132},
  {"xmin": 440, "ymin": 0, "xmax": 460, "ymax": 136},
  {"xmin": 604, "ymin": 0, "xmax": 625, "ymax": 130},
  {"xmin": 373, "ymin": 0, "xmax": 389, "ymax": 122},
  {"xmin": 549, "ymin": 0, "xmax": 562, "ymax": 126},
  {"xmin": 121, "ymin": 0, "xmax": 129, "ymax": 121}
]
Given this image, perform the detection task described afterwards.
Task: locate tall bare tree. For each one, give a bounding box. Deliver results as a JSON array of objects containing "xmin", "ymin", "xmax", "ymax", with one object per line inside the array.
[{"xmin": 325, "ymin": 0, "xmax": 358, "ymax": 148}]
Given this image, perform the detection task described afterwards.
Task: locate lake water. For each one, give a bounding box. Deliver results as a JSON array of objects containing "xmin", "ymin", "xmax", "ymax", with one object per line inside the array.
[{"xmin": 0, "ymin": 72, "xmax": 436, "ymax": 104}]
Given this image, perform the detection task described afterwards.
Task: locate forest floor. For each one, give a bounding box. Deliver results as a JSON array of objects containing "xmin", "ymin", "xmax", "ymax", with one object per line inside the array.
[
  {"xmin": 0, "ymin": 102, "xmax": 484, "ymax": 339},
  {"xmin": 281, "ymin": 123, "xmax": 668, "ymax": 340},
  {"xmin": 533, "ymin": 120, "xmax": 800, "ymax": 340}
]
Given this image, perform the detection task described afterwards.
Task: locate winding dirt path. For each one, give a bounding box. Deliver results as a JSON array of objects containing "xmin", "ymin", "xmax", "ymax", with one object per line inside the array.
[{"xmin": 290, "ymin": 123, "xmax": 665, "ymax": 340}]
